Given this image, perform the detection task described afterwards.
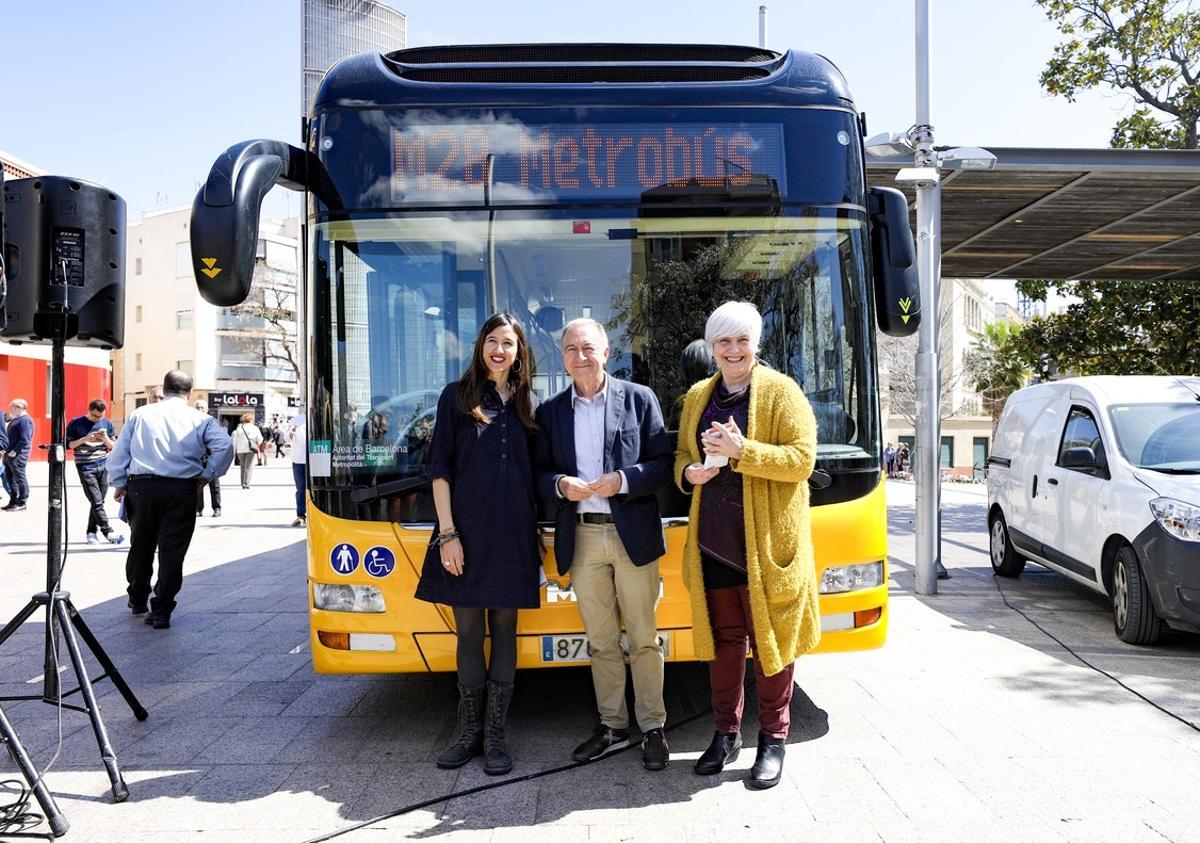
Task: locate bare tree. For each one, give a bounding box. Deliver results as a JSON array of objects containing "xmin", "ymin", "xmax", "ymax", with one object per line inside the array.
[
  {"xmin": 879, "ymin": 287, "xmax": 981, "ymax": 431},
  {"xmin": 227, "ymin": 260, "xmax": 301, "ymax": 383}
]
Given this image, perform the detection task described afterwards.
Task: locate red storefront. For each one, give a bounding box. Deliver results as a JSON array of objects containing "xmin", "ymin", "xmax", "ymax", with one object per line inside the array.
[{"xmin": 0, "ymin": 351, "xmax": 112, "ymax": 463}]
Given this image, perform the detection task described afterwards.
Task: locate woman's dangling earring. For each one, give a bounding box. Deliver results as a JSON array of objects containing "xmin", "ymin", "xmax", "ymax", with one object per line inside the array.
[{"xmin": 512, "ymin": 357, "xmax": 523, "ymax": 374}]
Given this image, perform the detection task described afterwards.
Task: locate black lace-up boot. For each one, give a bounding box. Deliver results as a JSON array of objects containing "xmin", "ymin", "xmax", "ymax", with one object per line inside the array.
[
  {"xmin": 436, "ymin": 683, "xmax": 486, "ymax": 769},
  {"xmin": 483, "ymin": 680, "xmax": 514, "ymax": 775}
]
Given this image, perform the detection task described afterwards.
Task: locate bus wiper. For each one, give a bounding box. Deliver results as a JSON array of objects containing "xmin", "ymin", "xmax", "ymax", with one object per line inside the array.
[
  {"xmin": 1145, "ymin": 466, "xmax": 1200, "ymax": 475},
  {"xmin": 350, "ymin": 476, "xmax": 431, "ymax": 504}
]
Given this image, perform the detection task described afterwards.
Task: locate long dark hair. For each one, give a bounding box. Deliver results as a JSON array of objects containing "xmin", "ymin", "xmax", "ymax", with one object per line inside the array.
[{"xmin": 456, "ymin": 313, "xmax": 536, "ymax": 430}]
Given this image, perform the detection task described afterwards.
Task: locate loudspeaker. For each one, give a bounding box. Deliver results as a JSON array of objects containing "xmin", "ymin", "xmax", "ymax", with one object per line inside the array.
[{"xmin": 1, "ymin": 176, "xmax": 125, "ymax": 349}]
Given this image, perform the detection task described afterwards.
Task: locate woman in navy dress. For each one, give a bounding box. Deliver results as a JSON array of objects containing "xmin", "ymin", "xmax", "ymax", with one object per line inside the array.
[{"xmin": 416, "ymin": 313, "xmax": 540, "ymax": 776}]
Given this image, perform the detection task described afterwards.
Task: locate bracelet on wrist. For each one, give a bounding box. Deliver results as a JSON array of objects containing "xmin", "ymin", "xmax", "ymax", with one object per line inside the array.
[{"xmin": 435, "ymin": 529, "xmax": 460, "ymax": 546}]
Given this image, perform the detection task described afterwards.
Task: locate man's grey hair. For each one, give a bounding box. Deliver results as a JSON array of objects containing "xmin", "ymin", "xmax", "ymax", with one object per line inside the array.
[
  {"xmin": 10, "ymin": 398, "xmax": 27, "ymax": 411},
  {"xmin": 704, "ymin": 301, "xmax": 762, "ymax": 353},
  {"xmin": 561, "ymin": 317, "xmax": 609, "ymax": 349},
  {"xmin": 193, "ymin": 399, "xmax": 207, "ymax": 411}
]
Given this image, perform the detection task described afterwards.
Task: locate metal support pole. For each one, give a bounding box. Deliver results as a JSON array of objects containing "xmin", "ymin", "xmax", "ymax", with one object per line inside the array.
[
  {"xmin": 913, "ymin": 0, "xmax": 941, "ymax": 595},
  {"xmin": 759, "ymin": 6, "xmax": 768, "ymax": 49}
]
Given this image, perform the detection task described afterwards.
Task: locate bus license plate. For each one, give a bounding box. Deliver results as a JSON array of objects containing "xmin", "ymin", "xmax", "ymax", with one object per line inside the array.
[{"xmin": 540, "ymin": 632, "xmax": 672, "ymax": 663}]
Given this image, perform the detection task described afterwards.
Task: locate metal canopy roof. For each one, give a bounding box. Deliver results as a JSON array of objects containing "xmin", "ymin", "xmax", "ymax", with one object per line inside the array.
[{"xmin": 866, "ymin": 148, "xmax": 1200, "ymax": 282}]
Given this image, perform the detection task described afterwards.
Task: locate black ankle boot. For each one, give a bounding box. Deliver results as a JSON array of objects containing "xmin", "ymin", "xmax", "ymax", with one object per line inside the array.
[
  {"xmin": 749, "ymin": 732, "xmax": 785, "ymax": 789},
  {"xmin": 483, "ymin": 680, "xmax": 514, "ymax": 775},
  {"xmin": 436, "ymin": 683, "xmax": 485, "ymax": 769},
  {"xmin": 694, "ymin": 731, "xmax": 742, "ymax": 775}
]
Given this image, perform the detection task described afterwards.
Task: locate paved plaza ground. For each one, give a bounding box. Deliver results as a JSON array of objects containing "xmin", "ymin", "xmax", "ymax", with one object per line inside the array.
[{"xmin": 1, "ymin": 462, "xmax": 1199, "ymax": 841}]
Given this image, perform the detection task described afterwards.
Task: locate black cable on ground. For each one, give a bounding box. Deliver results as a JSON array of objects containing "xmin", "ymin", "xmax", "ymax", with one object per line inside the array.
[
  {"xmin": 992, "ymin": 575, "xmax": 1200, "ymax": 734},
  {"xmin": 302, "ymin": 702, "xmax": 717, "ymax": 842},
  {"xmin": 0, "ymin": 777, "xmax": 47, "ymax": 838}
]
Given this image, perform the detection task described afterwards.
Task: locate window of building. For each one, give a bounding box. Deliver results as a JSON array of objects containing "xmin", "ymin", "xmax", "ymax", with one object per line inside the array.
[
  {"xmin": 177, "ymin": 310, "xmax": 194, "ymax": 330},
  {"xmin": 135, "ymin": 257, "xmax": 143, "ymax": 275},
  {"xmin": 175, "ymin": 242, "xmax": 192, "ymax": 278},
  {"xmin": 176, "ymin": 359, "xmax": 194, "ymax": 376},
  {"xmin": 135, "ymin": 305, "xmax": 143, "ymax": 323},
  {"xmin": 135, "ymin": 353, "xmax": 142, "ymax": 371}
]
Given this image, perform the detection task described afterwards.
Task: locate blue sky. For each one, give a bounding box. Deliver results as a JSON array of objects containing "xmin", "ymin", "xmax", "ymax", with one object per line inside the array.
[{"xmin": 3, "ymin": 0, "xmax": 1129, "ymax": 223}]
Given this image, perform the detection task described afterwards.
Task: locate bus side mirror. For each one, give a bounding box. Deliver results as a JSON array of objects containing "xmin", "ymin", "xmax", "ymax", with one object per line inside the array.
[
  {"xmin": 190, "ymin": 140, "xmax": 309, "ymax": 307},
  {"xmin": 867, "ymin": 186, "xmax": 920, "ymax": 337}
]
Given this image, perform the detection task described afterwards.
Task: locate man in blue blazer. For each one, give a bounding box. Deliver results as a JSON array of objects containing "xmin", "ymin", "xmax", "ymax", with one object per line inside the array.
[{"xmin": 535, "ymin": 318, "xmax": 673, "ymax": 771}]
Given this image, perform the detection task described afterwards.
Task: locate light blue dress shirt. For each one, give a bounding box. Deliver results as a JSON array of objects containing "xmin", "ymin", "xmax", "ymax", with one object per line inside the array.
[
  {"xmin": 570, "ymin": 376, "xmax": 629, "ymax": 515},
  {"xmin": 107, "ymin": 395, "xmax": 235, "ymax": 488}
]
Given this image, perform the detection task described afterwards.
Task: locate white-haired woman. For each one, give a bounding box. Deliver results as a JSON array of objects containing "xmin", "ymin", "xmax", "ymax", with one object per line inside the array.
[{"xmin": 673, "ymin": 300, "xmax": 821, "ymax": 789}]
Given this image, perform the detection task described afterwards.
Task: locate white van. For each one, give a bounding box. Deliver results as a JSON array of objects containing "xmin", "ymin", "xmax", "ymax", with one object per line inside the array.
[{"xmin": 987, "ymin": 376, "xmax": 1200, "ymax": 644}]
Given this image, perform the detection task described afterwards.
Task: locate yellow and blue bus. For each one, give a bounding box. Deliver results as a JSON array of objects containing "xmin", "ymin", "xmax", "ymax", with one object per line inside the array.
[{"xmin": 190, "ymin": 44, "xmax": 919, "ymax": 673}]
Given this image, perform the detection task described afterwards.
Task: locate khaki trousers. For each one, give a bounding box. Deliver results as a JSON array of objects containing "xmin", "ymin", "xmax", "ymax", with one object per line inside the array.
[{"xmin": 570, "ymin": 523, "xmax": 666, "ymax": 732}]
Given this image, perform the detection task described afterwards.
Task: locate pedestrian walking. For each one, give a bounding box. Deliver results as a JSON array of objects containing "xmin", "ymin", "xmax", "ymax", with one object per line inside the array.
[
  {"xmin": 416, "ymin": 315, "xmax": 541, "ymax": 776},
  {"xmin": 273, "ymin": 424, "xmax": 287, "ymax": 458},
  {"xmin": 232, "ymin": 413, "xmax": 263, "ymax": 488},
  {"xmin": 2, "ymin": 399, "xmax": 35, "ymax": 511},
  {"xmin": 0, "ymin": 414, "xmax": 9, "ymax": 504},
  {"xmin": 65, "ymin": 398, "xmax": 125, "ymax": 544},
  {"xmin": 193, "ymin": 399, "xmax": 224, "ymax": 517},
  {"xmin": 884, "ymin": 442, "xmax": 896, "ymax": 478},
  {"xmin": 107, "ymin": 370, "xmax": 233, "ymax": 629},
  {"xmin": 533, "ymin": 318, "xmax": 674, "ymax": 771},
  {"xmin": 256, "ymin": 419, "xmax": 272, "ymax": 466},
  {"xmin": 675, "ymin": 301, "xmax": 821, "ymax": 789},
  {"xmin": 288, "ymin": 408, "xmax": 307, "ymax": 527}
]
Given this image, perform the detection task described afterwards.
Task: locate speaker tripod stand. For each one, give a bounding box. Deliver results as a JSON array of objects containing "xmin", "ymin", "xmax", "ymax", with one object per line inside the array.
[{"xmin": 0, "ymin": 308, "xmax": 147, "ymax": 837}]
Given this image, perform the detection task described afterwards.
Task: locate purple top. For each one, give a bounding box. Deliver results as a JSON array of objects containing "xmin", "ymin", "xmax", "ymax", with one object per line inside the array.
[{"xmin": 697, "ymin": 380, "xmax": 751, "ymax": 577}]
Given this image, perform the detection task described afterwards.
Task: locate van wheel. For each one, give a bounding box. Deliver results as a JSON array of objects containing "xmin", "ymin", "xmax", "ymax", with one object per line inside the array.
[
  {"xmin": 1113, "ymin": 546, "xmax": 1162, "ymax": 645},
  {"xmin": 989, "ymin": 511, "xmax": 1026, "ymax": 578}
]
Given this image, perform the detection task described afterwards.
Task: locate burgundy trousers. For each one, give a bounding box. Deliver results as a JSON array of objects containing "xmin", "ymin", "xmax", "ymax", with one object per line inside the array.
[{"xmin": 705, "ymin": 585, "xmax": 794, "ymax": 739}]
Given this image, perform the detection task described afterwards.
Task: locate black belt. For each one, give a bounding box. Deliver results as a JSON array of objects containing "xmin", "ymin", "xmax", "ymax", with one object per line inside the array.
[
  {"xmin": 128, "ymin": 474, "xmax": 196, "ymax": 483},
  {"xmin": 576, "ymin": 512, "xmax": 615, "ymax": 524}
]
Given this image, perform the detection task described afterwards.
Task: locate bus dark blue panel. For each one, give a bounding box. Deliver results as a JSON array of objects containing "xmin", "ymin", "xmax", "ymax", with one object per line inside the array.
[
  {"xmin": 314, "ymin": 107, "xmax": 863, "ymax": 211},
  {"xmin": 312, "ymin": 48, "xmax": 855, "ymax": 112}
]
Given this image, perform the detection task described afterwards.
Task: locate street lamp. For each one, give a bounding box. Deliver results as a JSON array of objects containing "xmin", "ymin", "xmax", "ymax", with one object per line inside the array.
[{"xmin": 865, "ymin": 127, "xmax": 995, "ymax": 596}]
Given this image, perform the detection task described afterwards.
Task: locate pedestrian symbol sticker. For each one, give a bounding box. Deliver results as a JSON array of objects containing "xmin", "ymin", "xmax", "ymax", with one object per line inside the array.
[
  {"xmin": 364, "ymin": 546, "xmax": 396, "ymax": 578},
  {"xmin": 331, "ymin": 543, "xmax": 360, "ymax": 575}
]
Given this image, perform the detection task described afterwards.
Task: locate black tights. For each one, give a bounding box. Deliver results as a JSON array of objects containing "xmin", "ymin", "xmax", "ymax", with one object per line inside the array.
[{"xmin": 452, "ymin": 607, "xmax": 518, "ymax": 687}]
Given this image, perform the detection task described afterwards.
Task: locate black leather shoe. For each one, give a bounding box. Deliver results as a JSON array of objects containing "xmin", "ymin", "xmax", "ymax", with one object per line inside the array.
[
  {"xmin": 571, "ymin": 725, "xmax": 630, "ymax": 763},
  {"xmin": 749, "ymin": 733, "xmax": 785, "ymax": 789},
  {"xmin": 694, "ymin": 731, "xmax": 742, "ymax": 775},
  {"xmin": 127, "ymin": 597, "xmax": 149, "ymax": 616},
  {"xmin": 641, "ymin": 728, "xmax": 669, "ymax": 771},
  {"xmin": 144, "ymin": 613, "xmax": 171, "ymax": 629}
]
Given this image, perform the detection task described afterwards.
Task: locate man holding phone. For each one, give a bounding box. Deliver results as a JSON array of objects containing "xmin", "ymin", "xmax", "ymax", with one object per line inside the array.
[{"xmin": 66, "ymin": 398, "xmax": 125, "ymax": 545}]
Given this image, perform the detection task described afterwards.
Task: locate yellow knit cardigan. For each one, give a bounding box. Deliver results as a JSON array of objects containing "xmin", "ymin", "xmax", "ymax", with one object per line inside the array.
[{"xmin": 673, "ymin": 365, "xmax": 821, "ymax": 677}]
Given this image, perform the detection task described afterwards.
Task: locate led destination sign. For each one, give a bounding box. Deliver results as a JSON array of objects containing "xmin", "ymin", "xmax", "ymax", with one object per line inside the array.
[{"xmin": 390, "ymin": 123, "xmax": 787, "ymax": 203}]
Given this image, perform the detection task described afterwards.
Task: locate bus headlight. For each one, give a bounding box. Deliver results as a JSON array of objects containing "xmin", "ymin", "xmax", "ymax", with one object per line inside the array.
[
  {"xmin": 1150, "ymin": 498, "xmax": 1200, "ymax": 542},
  {"xmin": 819, "ymin": 562, "xmax": 884, "ymax": 594},
  {"xmin": 313, "ymin": 583, "xmax": 387, "ymax": 613}
]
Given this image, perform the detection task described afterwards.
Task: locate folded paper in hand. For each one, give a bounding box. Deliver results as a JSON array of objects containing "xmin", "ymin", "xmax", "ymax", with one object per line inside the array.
[{"xmin": 703, "ymin": 453, "xmax": 729, "ymax": 469}]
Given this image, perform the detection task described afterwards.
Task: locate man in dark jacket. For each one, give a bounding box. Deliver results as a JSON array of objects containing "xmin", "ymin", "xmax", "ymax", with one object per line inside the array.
[
  {"xmin": 3, "ymin": 398, "xmax": 35, "ymax": 511},
  {"xmin": 534, "ymin": 318, "xmax": 673, "ymax": 771}
]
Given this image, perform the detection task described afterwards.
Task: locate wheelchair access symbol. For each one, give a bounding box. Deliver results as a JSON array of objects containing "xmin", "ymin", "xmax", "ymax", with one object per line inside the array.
[
  {"xmin": 363, "ymin": 546, "xmax": 396, "ymax": 578},
  {"xmin": 330, "ymin": 543, "xmax": 360, "ymax": 575}
]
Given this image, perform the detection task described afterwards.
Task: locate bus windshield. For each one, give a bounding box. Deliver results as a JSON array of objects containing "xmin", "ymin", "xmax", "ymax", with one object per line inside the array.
[{"xmin": 310, "ymin": 209, "xmax": 879, "ymax": 520}]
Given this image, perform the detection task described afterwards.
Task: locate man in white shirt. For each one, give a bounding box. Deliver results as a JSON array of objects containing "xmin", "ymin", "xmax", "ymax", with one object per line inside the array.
[
  {"xmin": 108, "ymin": 371, "xmax": 234, "ymax": 628},
  {"xmin": 534, "ymin": 318, "xmax": 673, "ymax": 770}
]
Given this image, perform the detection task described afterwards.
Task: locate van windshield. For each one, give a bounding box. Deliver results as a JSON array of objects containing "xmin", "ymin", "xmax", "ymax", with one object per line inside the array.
[{"xmin": 1109, "ymin": 403, "xmax": 1200, "ymax": 473}]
